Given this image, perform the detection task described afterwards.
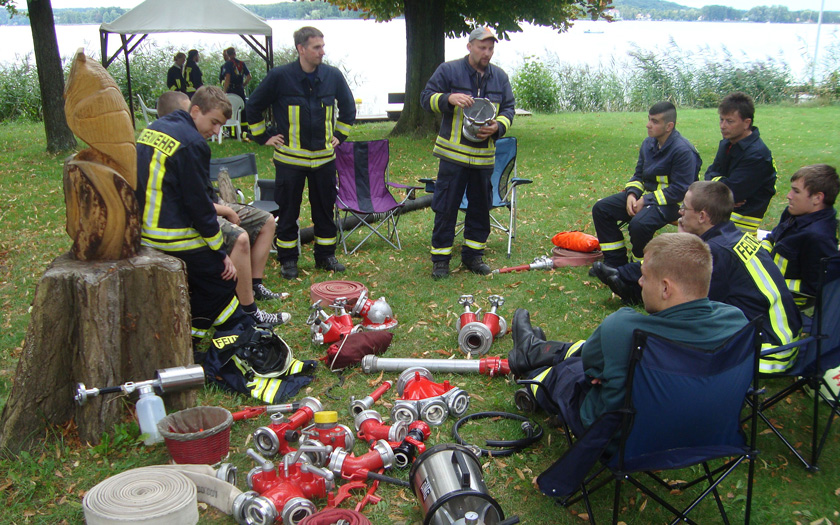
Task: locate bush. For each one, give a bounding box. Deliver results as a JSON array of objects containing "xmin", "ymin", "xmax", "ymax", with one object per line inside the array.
[{"xmin": 512, "ymin": 58, "xmax": 560, "ymax": 113}]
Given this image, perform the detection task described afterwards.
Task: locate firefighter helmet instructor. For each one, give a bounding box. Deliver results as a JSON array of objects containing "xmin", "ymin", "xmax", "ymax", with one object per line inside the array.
[
  {"xmin": 246, "ymin": 26, "xmax": 356, "ymax": 280},
  {"xmin": 421, "ymin": 26, "xmax": 515, "ymax": 279}
]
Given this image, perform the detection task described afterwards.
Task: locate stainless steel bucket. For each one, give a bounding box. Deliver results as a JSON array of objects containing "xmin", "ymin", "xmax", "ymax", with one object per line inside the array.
[
  {"xmin": 409, "ymin": 443, "xmax": 505, "ymax": 525},
  {"xmin": 462, "ymin": 98, "xmax": 496, "ymax": 143}
]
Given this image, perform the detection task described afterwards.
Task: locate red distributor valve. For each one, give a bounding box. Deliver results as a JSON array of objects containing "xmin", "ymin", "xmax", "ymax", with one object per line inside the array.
[
  {"xmin": 252, "ymin": 397, "xmax": 322, "ymax": 457},
  {"xmin": 349, "ymin": 380, "xmax": 393, "ymax": 416},
  {"xmin": 391, "ymin": 367, "xmax": 470, "ymax": 426},
  {"xmin": 235, "ymin": 448, "xmax": 335, "ymax": 525},
  {"xmin": 306, "ymin": 299, "xmax": 356, "ymax": 345},
  {"xmin": 350, "ymin": 290, "xmax": 398, "ymax": 331},
  {"xmin": 354, "ymin": 409, "xmax": 408, "ymax": 445},
  {"xmin": 327, "ymin": 439, "xmax": 395, "ymax": 482},
  {"xmin": 393, "ymin": 421, "xmax": 431, "ymax": 468},
  {"xmin": 457, "ymin": 294, "xmax": 507, "ymax": 357},
  {"xmin": 301, "ymin": 411, "xmax": 355, "ymax": 452}
]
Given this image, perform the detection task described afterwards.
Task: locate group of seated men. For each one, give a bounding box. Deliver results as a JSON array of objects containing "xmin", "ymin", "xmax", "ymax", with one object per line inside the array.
[{"xmin": 507, "ymin": 91, "xmax": 839, "ymax": 438}]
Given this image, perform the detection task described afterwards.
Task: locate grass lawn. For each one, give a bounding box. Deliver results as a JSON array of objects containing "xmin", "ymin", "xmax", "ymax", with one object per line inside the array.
[{"xmin": 0, "ymin": 104, "xmax": 838, "ymax": 524}]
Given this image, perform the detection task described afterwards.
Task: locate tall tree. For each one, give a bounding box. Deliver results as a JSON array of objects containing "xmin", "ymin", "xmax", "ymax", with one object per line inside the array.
[
  {"xmin": 3, "ymin": 1, "xmax": 76, "ymax": 152},
  {"xmin": 330, "ymin": 0, "xmax": 611, "ymax": 136}
]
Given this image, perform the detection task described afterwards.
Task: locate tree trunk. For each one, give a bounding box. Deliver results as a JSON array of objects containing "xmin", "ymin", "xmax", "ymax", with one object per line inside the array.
[
  {"xmin": 390, "ymin": 0, "xmax": 445, "ymax": 137},
  {"xmin": 0, "ymin": 248, "xmax": 194, "ymax": 452},
  {"xmin": 27, "ymin": 0, "xmax": 77, "ymax": 153}
]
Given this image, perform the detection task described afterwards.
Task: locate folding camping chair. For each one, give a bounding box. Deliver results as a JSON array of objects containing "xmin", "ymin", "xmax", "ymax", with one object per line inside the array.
[
  {"xmin": 751, "ymin": 253, "xmax": 840, "ymax": 471},
  {"xmin": 535, "ymin": 318, "xmax": 762, "ymax": 525},
  {"xmin": 334, "ymin": 139, "xmax": 423, "ymax": 255},
  {"xmin": 137, "ymin": 94, "xmax": 157, "ymax": 126},
  {"xmin": 209, "ymin": 152, "xmax": 257, "ymax": 204},
  {"xmin": 420, "ymin": 136, "xmax": 530, "ymax": 258}
]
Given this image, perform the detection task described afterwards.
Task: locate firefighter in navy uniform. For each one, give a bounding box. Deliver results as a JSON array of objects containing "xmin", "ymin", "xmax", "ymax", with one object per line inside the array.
[
  {"xmin": 246, "ymin": 26, "xmax": 355, "ymax": 280},
  {"xmin": 704, "ymin": 92, "xmax": 776, "ymax": 234},
  {"xmin": 421, "ymin": 27, "xmax": 515, "ymax": 279},
  {"xmin": 166, "ymin": 52, "xmax": 186, "ymax": 93},
  {"xmin": 135, "ymin": 86, "xmax": 252, "ymax": 346},
  {"xmin": 184, "ymin": 49, "xmax": 203, "ymax": 99}
]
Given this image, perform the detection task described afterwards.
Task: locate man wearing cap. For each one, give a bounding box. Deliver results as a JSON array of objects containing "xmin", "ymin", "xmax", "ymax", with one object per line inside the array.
[{"xmin": 421, "ymin": 27, "xmax": 515, "ymax": 279}]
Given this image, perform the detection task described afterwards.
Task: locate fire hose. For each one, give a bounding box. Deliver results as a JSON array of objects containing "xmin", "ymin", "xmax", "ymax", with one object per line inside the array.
[
  {"xmin": 298, "ymin": 508, "xmax": 372, "ymax": 525},
  {"xmin": 452, "ymin": 412, "xmax": 543, "ymax": 457},
  {"xmin": 82, "ymin": 464, "xmax": 241, "ymax": 524},
  {"xmin": 361, "ymin": 355, "xmax": 510, "ymax": 377}
]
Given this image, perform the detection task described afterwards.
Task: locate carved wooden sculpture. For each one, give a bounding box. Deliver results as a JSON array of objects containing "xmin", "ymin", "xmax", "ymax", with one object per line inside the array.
[{"xmin": 63, "ymin": 48, "xmax": 141, "ymax": 260}]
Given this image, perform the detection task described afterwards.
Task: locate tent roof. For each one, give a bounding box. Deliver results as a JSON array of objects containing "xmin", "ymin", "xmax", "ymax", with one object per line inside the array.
[{"xmin": 100, "ymin": 0, "xmax": 272, "ymax": 36}]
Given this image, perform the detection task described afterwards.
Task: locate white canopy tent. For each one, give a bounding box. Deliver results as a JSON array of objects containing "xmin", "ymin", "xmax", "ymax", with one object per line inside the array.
[{"xmin": 99, "ymin": 0, "xmax": 274, "ymax": 122}]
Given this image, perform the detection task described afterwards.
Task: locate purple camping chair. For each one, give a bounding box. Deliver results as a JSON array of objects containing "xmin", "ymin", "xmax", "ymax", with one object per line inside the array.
[{"xmin": 335, "ymin": 140, "xmax": 423, "ymax": 255}]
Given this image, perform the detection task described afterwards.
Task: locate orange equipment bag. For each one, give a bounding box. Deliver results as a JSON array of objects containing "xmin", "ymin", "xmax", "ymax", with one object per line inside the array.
[{"xmin": 551, "ymin": 231, "xmax": 600, "ymax": 252}]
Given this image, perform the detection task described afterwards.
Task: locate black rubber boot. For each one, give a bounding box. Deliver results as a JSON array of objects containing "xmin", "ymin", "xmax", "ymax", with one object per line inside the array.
[{"xmin": 507, "ymin": 308, "xmax": 566, "ymax": 376}]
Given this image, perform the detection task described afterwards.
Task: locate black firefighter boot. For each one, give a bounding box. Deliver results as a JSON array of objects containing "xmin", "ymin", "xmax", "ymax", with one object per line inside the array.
[{"xmin": 507, "ymin": 308, "xmax": 566, "ymax": 376}]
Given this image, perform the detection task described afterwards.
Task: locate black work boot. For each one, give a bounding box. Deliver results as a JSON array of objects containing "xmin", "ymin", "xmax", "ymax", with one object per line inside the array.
[
  {"xmin": 508, "ymin": 308, "xmax": 565, "ymax": 376},
  {"xmin": 280, "ymin": 259, "xmax": 299, "ymax": 280},
  {"xmin": 315, "ymin": 255, "xmax": 346, "ymax": 272},
  {"xmin": 462, "ymin": 257, "xmax": 491, "ymax": 275},
  {"xmin": 431, "ymin": 260, "xmax": 450, "ymax": 280}
]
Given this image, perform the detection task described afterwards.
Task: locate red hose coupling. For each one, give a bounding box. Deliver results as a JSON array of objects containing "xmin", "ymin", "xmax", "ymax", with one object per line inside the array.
[
  {"xmin": 349, "ymin": 380, "xmax": 393, "ymax": 416},
  {"xmin": 327, "ymin": 439, "xmax": 395, "ymax": 481},
  {"xmin": 354, "ymin": 410, "xmax": 408, "ymax": 444},
  {"xmin": 478, "ymin": 357, "xmax": 511, "ymax": 377},
  {"xmin": 252, "ymin": 397, "xmax": 322, "ymax": 457},
  {"xmin": 307, "ymin": 299, "xmax": 356, "ymax": 344},
  {"xmin": 393, "ymin": 421, "xmax": 431, "ymax": 468},
  {"xmin": 301, "ymin": 411, "xmax": 355, "ymax": 451}
]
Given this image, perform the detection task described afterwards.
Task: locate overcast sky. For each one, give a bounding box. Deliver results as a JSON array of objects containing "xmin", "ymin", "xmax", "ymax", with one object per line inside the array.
[{"xmin": 42, "ymin": 1, "xmax": 834, "ymax": 11}]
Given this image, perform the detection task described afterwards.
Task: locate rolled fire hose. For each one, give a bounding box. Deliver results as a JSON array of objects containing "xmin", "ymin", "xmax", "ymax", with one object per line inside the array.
[
  {"xmin": 298, "ymin": 508, "xmax": 372, "ymax": 525},
  {"xmin": 83, "ymin": 465, "xmax": 242, "ymax": 525}
]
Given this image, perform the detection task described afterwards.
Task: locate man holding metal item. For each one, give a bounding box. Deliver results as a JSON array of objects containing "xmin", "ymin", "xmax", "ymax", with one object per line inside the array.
[
  {"xmin": 246, "ymin": 26, "xmax": 356, "ymax": 280},
  {"xmin": 421, "ymin": 27, "xmax": 515, "ymax": 279}
]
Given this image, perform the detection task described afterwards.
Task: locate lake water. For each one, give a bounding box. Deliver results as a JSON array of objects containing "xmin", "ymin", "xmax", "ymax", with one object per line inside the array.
[{"xmin": 1, "ymin": 18, "xmax": 838, "ymax": 113}]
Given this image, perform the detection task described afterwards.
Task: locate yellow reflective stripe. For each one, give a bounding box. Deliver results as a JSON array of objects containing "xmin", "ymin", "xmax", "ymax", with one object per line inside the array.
[
  {"xmin": 276, "ymin": 238, "xmax": 298, "ymax": 249},
  {"xmin": 250, "ymin": 120, "xmax": 266, "ymax": 136},
  {"xmin": 144, "ymin": 149, "xmax": 168, "ymax": 229},
  {"xmin": 629, "ymin": 254, "xmax": 643, "ymax": 263},
  {"xmin": 774, "ymin": 253, "xmax": 789, "ymax": 275},
  {"xmin": 324, "ymin": 104, "xmax": 333, "ymax": 145},
  {"xmin": 334, "ymin": 120, "xmax": 351, "ymax": 136},
  {"xmin": 288, "ymin": 106, "xmax": 300, "ymax": 149},
  {"xmin": 213, "ymin": 296, "xmax": 240, "ymax": 327},
  {"xmin": 759, "ymin": 342, "xmax": 799, "ymax": 373},
  {"xmin": 760, "ymin": 238, "xmax": 774, "ymax": 252},
  {"xmin": 247, "ymin": 376, "xmax": 269, "ymax": 401},
  {"xmin": 496, "ymin": 115, "xmax": 511, "ymax": 131},
  {"xmin": 625, "ymin": 181, "xmax": 644, "ymax": 192},
  {"xmin": 262, "ymin": 378, "xmax": 283, "ymax": 403},
  {"xmin": 731, "ymin": 212, "xmax": 761, "ymax": 233},
  {"xmin": 566, "ymin": 340, "xmax": 586, "ymax": 359},
  {"xmin": 743, "ymin": 250, "xmax": 796, "ymax": 346},
  {"xmin": 191, "ymin": 327, "xmax": 209, "ymax": 338},
  {"xmin": 655, "ymin": 175, "xmax": 668, "ymax": 184},
  {"xmin": 652, "ymin": 189, "xmax": 667, "ymax": 205},
  {"xmin": 435, "ymin": 133, "xmax": 497, "ymax": 157},
  {"xmin": 599, "ymin": 240, "xmax": 626, "ymax": 252},
  {"xmin": 711, "ymin": 176, "xmax": 723, "ymax": 182},
  {"xmin": 430, "ymin": 93, "xmax": 444, "ymax": 113},
  {"xmin": 452, "ymin": 106, "xmax": 465, "ymax": 144},
  {"xmin": 144, "ymin": 226, "xmax": 200, "ymax": 238},
  {"xmin": 141, "ymin": 236, "xmax": 215, "ymax": 252},
  {"xmin": 288, "ymin": 359, "xmax": 304, "ymax": 374},
  {"xmin": 205, "ymin": 230, "xmax": 224, "ymax": 251},
  {"xmin": 433, "ymin": 146, "xmax": 495, "ymax": 167},
  {"xmin": 430, "ymin": 246, "xmax": 453, "ymax": 255},
  {"xmin": 314, "ymin": 236, "xmax": 336, "ymax": 246},
  {"xmin": 464, "ymin": 238, "xmax": 486, "ymax": 250},
  {"xmin": 786, "ymin": 278, "xmax": 802, "ymax": 292},
  {"xmin": 529, "ymin": 367, "xmax": 553, "ymax": 397}
]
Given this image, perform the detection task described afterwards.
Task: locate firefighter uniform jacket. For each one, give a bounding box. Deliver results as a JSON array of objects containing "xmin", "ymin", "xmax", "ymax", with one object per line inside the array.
[
  {"xmin": 246, "ymin": 60, "xmax": 356, "ymax": 169},
  {"xmin": 135, "ymin": 110, "xmax": 224, "ymax": 254},
  {"xmin": 624, "ymin": 129, "xmax": 701, "ymax": 206},
  {"xmin": 762, "ymin": 207, "xmax": 839, "ymax": 298},
  {"xmin": 184, "ymin": 59, "xmax": 203, "ymax": 95},
  {"xmin": 704, "ymin": 126, "xmax": 776, "ymax": 233},
  {"xmin": 166, "ymin": 65, "xmax": 185, "ymax": 93},
  {"xmin": 703, "ymin": 221, "xmax": 802, "ymax": 373},
  {"xmin": 421, "ymin": 56, "xmax": 515, "ymax": 168}
]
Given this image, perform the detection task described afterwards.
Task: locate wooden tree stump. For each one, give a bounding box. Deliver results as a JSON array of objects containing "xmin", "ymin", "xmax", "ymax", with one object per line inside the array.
[{"xmin": 0, "ymin": 247, "xmax": 193, "ymax": 451}]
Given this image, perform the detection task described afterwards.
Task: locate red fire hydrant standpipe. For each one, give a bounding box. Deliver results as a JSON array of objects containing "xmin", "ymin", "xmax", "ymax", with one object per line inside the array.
[
  {"xmin": 455, "ymin": 294, "xmax": 507, "ymax": 356},
  {"xmin": 307, "ymin": 299, "xmax": 358, "ymax": 345},
  {"xmin": 391, "ymin": 367, "xmax": 470, "ymax": 426},
  {"xmin": 252, "ymin": 397, "xmax": 323, "ymax": 458},
  {"xmin": 350, "ymin": 290, "xmax": 399, "ymax": 331},
  {"xmin": 301, "ymin": 411, "xmax": 356, "ymax": 453},
  {"xmin": 349, "ymin": 380, "xmax": 393, "ymax": 416}
]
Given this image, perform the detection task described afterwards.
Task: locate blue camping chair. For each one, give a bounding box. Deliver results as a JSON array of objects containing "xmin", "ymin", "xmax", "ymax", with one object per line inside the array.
[
  {"xmin": 751, "ymin": 253, "xmax": 840, "ymax": 470},
  {"xmin": 334, "ymin": 140, "xmax": 423, "ymax": 255},
  {"xmin": 209, "ymin": 152, "xmax": 256, "ymax": 204},
  {"xmin": 420, "ymin": 137, "xmax": 531, "ymax": 258},
  {"xmin": 535, "ymin": 318, "xmax": 762, "ymax": 525}
]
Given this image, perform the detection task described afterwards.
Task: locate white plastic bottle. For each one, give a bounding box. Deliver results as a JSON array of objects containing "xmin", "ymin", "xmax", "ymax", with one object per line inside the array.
[{"xmin": 136, "ymin": 385, "xmax": 166, "ymax": 445}]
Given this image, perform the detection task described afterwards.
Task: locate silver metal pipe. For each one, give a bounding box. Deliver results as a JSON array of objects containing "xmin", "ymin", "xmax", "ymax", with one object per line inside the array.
[{"xmin": 362, "ymin": 355, "xmax": 482, "ymax": 374}]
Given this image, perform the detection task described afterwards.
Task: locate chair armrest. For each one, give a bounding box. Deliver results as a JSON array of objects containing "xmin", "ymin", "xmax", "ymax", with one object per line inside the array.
[
  {"xmin": 510, "ymin": 177, "xmax": 533, "ymax": 186},
  {"xmin": 759, "ymin": 335, "xmax": 817, "ymax": 359},
  {"xmin": 418, "ymin": 178, "xmax": 436, "ymax": 193},
  {"xmin": 388, "ymin": 182, "xmax": 424, "ymax": 191}
]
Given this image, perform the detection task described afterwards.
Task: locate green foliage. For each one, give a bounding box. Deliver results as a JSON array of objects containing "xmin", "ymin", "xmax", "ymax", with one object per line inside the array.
[
  {"xmin": 0, "ymin": 53, "xmax": 42, "ymax": 120},
  {"xmin": 88, "ymin": 422, "xmax": 141, "ymax": 457},
  {"xmin": 613, "ymin": 1, "xmax": 840, "ymax": 24},
  {"xmin": 511, "ymin": 58, "xmax": 560, "ymax": 113}
]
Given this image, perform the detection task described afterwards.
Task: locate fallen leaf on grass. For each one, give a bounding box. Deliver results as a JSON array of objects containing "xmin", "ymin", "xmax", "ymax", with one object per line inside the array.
[
  {"xmin": 471, "ymin": 394, "xmax": 485, "ymax": 402},
  {"xmin": 515, "ymin": 467, "xmax": 525, "ymax": 480}
]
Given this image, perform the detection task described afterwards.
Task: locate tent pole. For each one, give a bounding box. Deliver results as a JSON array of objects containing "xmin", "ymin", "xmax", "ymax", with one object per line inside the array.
[
  {"xmin": 122, "ymin": 34, "xmax": 136, "ymax": 130},
  {"xmin": 99, "ymin": 30, "xmax": 108, "ymax": 68}
]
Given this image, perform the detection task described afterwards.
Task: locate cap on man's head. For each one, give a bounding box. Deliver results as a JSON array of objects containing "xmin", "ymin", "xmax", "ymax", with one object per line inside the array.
[{"xmin": 469, "ymin": 27, "xmax": 498, "ymax": 43}]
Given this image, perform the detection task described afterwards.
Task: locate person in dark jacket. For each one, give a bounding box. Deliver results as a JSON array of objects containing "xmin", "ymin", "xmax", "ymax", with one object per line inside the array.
[
  {"xmin": 591, "ymin": 101, "xmax": 701, "ymax": 282},
  {"xmin": 221, "ymin": 47, "xmax": 251, "ymax": 102},
  {"xmin": 184, "ymin": 49, "xmax": 203, "ymax": 98},
  {"xmin": 246, "ymin": 26, "xmax": 356, "ymax": 280},
  {"xmin": 762, "ymin": 164, "xmax": 840, "ymax": 301},
  {"xmin": 704, "ymin": 92, "xmax": 776, "ymax": 233},
  {"xmin": 166, "ymin": 52, "xmax": 186, "ymax": 93},
  {"xmin": 420, "ymin": 27, "xmax": 515, "ymax": 279},
  {"xmin": 136, "ymin": 86, "xmax": 251, "ymax": 346},
  {"xmin": 508, "ymin": 233, "xmax": 748, "ymax": 436}
]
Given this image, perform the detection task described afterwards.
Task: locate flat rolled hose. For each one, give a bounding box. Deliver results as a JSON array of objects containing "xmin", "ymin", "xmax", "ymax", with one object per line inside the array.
[
  {"xmin": 83, "ymin": 466, "xmax": 242, "ymax": 525},
  {"xmin": 299, "ymin": 508, "xmax": 372, "ymax": 525},
  {"xmin": 310, "ymin": 280, "xmax": 367, "ymax": 306}
]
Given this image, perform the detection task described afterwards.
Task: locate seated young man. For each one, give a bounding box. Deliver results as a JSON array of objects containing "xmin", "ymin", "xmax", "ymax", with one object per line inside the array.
[
  {"xmin": 593, "ymin": 181, "xmax": 801, "ymax": 373},
  {"xmin": 761, "ymin": 164, "xmax": 840, "ymax": 303},
  {"xmin": 137, "ymin": 86, "xmax": 251, "ymax": 344},
  {"xmin": 704, "ymin": 92, "xmax": 776, "ymax": 233},
  {"xmin": 508, "ymin": 233, "xmax": 748, "ymax": 436},
  {"xmin": 156, "ymin": 91, "xmax": 288, "ymax": 326},
  {"xmin": 591, "ymin": 101, "xmax": 701, "ymax": 283}
]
